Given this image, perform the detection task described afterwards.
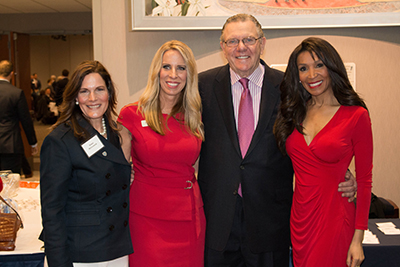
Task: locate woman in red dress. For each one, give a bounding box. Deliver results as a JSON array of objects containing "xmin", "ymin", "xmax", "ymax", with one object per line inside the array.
[
  {"xmin": 118, "ymin": 40, "xmax": 205, "ymax": 266},
  {"xmin": 274, "ymin": 37, "xmax": 372, "ymax": 267}
]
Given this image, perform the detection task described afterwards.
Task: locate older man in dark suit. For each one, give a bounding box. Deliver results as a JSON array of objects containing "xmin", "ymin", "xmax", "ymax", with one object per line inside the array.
[
  {"xmin": 0, "ymin": 60, "xmax": 37, "ymax": 174},
  {"xmin": 197, "ymin": 14, "xmax": 356, "ymax": 267}
]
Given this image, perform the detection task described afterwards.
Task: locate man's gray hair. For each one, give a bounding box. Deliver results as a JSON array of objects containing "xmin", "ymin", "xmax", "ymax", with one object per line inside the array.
[{"xmin": 220, "ymin": 13, "xmax": 264, "ymax": 42}]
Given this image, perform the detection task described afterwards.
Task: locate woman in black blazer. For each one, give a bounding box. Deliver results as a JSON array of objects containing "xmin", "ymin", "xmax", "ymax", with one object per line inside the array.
[{"xmin": 40, "ymin": 61, "xmax": 133, "ymax": 267}]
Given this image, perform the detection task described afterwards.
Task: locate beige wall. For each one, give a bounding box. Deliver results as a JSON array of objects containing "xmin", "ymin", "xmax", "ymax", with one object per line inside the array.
[
  {"xmin": 30, "ymin": 35, "xmax": 93, "ymax": 85},
  {"xmin": 2, "ymin": 11, "xmax": 95, "ymax": 84},
  {"xmin": 94, "ymin": 1, "xmax": 400, "ymax": 207},
  {"xmin": 0, "ymin": 12, "xmax": 91, "ymax": 34}
]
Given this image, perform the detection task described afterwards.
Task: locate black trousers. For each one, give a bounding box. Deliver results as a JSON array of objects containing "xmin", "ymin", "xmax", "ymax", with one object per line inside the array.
[
  {"xmin": 0, "ymin": 153, "xmax": 22, "ymax": 174},
  {"xmin": 205, "ymin": 196, "xmax": 290, "ymax": 267},
  {"xmin": 21, "ymin": 154, "xmax": 32, "ymax": 175}
]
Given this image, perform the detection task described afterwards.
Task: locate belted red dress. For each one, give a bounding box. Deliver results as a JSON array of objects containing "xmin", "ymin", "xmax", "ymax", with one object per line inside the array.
[{"xmin": 118, "ymin": 104, "xmax": 205, "ymax": 267}]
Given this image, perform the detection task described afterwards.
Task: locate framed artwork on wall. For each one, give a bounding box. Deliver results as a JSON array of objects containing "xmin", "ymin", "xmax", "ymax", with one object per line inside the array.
[{"xmin": 130, "ymin": 0, "xmax": 400, "ymax": 30}]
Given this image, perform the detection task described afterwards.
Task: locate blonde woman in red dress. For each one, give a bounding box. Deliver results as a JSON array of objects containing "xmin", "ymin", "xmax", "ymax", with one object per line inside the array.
[{"xmin": 118, "ymin": 40, "xmax": 205, "ymax": 267}]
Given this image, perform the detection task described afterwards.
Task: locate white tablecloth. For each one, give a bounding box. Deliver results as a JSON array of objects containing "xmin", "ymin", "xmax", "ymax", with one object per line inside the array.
[{"xmin": 0, "ymin": 187, "xmax": 44, "ymax": 255}]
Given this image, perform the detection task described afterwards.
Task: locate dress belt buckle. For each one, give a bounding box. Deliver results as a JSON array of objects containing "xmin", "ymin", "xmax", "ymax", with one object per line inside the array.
[{"xmin": 184, "ymin": 180, "xmax": 193, "ymax": 190}]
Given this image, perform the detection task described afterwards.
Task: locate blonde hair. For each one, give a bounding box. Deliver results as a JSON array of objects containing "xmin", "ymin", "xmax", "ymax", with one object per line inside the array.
[{"xmin": 138, "ymin": 40, "xmax": 204, "ymax": 140}]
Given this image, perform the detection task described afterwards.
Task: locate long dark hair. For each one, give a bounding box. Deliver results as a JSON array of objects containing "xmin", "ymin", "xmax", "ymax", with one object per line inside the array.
[
  {"xmin": 52, "ymin": 60, "xmax": 118, "ymax": 141},
  {"xmin": 273, "ymin": 37, "xmax": 367, "ymax": 155}
]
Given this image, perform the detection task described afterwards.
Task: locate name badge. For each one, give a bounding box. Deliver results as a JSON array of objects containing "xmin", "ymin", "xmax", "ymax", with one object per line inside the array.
[
  {"xmin": 81, "ymin": 135, "xmax": 105, "ymax": 158},
  {"xmin": 141, "ymin": 120, "xmax": 148, "ymax": 127}
]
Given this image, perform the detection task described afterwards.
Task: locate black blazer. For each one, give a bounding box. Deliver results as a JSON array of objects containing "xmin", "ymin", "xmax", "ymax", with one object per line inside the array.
[
  {"xmin": 0, "ymin": 80, "xmax": 37, "ymax": 154},
  {"xmin": 40, "ymin": 114, "xmax": 133, "ymax": 266},
  {"xmin": 198, "ymin": 60, "xmax": 294, "ymax": 253}
]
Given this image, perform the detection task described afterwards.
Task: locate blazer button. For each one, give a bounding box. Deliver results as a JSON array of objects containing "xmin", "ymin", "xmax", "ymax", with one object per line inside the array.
[
  {"xmin": 122, "ymin": 184, "xmax": 128, "ymax": 190},
  {"xmin": 109, "ymin": 225, "xmax": 115, "ymax": 231},
  {"xmin": 233, "ymin": 190, "xmax": 238, "ymax": 195},
  {"xmin": 240, "ymin": 165, "xmax": 245, "ymax": 170},
  {"xmin": 106, "ymin": 190, "xmax": 111, "ymax": 196},
  {"xmin": 124, "ymin": 220, "xmax": 128, "ymax": 227},
  {"xmin": 123, "ymin": 202, "xmax": 128, "ymax": 208},
  {"xmin": 107, "ymin": 207, "xmax": 113, "ymax": 213},
  {"xmin": 105, "ymin": 173, "xmax": 111, "ymax": 179}
]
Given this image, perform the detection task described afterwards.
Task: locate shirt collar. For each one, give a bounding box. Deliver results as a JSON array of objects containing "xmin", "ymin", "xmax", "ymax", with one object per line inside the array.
[{"xmin": 229, "ymin": 63, "xmax": 264, "ymax": 88}]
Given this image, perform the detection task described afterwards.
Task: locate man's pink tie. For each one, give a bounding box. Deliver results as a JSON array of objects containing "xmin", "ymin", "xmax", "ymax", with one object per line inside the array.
[{"xmin": 237, "ymin": 78, "xmax": 254, "ymax": 196}]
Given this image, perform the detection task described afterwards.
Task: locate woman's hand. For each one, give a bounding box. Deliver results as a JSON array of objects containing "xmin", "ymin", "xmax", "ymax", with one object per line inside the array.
[
  {"xmin": 130, "ymin": 167, "xmax": 135, "ymax": 185},
  {"xmin": 347, "ymin": 230, "xmax": 365, "ymax": 267}
]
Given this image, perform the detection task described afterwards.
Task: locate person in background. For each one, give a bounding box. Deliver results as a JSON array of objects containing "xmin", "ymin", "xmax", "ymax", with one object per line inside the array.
[
  {"xmin": 43, "ymin": 77, "xmax": 56, "ymax": 99},
  {"xmin": 21, "ymin": 154, "xmax": 33, "ymax": 178},
  {"xmin": 54, "ymin": 69, "xmax": 69, "ymax": 106},
  {"xmin": 40, "ymin": 60, "xmax": 133, "ymax": 266},
  {"xmin": 274, "ymin": 37, "xmax": 373, "ymax": 267},
  {"xmin": 44, "ymin": 77, "xmax": 59, "ymax": 116},
  {"xmin": 197, "ymin": 14, "xmax": 357, "ymax": 267},
  {"xmin": 49, "ymin": 75, "xmax": 56, "ymax": 96},
  {"xmin": 31, "ymin": 73, "xmax": 41, "ymax": 92},
  {"xmin": 31, "ymin": 73, "xmax": 42, "ymax": 114},
  {"xmin": 50, "ymin": 74, "xmax": 56, "ymax": 84},
  {"xmin": 0, "ymin": 60, "xmax": 38, "ymax": 174},
  {"xmin": 36, "ymin": 87, "xmax": 57, "ymax": 125},
  {"xmin": 118, "ymin": 40, "xmax": 205, "ymax": 266}
]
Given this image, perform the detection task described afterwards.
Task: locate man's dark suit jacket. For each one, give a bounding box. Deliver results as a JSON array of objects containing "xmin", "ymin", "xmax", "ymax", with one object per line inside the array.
[
  {"xmin": 31, "ymin": 78, "xmax": 41, "ymax": 90},
  {"xmin": 0, "ymin": 80, "xmax": 37, "ymax": 154},
  {"xmin": 54, "ymin": 77, "xmax": 69, "ymax": 106},
  {"xmin": 198, "ymin": 60, "xmax": 294, "ymax": 253}
]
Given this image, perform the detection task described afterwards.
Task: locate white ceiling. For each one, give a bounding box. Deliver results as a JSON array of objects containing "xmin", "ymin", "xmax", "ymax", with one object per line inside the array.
[{"xmin": 0, "ymin": 0, "xmax": 92, "ymax": 14}]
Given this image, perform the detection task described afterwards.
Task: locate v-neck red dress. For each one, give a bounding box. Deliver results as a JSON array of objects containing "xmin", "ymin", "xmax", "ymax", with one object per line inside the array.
[
  {"xmin": 286, "ymin": 105, "xmax": 373, "ymax": 267},
  {"xmin": 118, "ymin": 104, "xmax": 205, "ymax": 267}
]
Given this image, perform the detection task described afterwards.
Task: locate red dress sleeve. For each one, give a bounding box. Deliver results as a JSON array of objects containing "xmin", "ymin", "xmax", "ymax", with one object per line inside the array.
[{"xmin": 353, "ymin": 108, "xmax": 373, "ymax": 230}]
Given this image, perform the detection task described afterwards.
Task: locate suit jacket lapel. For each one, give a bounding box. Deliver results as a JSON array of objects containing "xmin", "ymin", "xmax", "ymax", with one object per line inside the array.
[
  {"xmin": 213, "ymin": 64, "xmax": 241, "ymax": 156},
  {"xmin": 76, "ymin": 114, "xmax": 130, "ymax": 166},
  {"xmin": 246, "ymin": 60, "xmax": 281, "ymax": 157},
  {"xmin": 96, "ymin": 132, "xmax": 130, "ymax": 166}
]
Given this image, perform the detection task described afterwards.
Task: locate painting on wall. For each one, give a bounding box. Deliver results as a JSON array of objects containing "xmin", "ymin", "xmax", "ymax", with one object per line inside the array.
[{"xmin": 131, "ymin": 0, "xmax": 400, "ymax": 30}]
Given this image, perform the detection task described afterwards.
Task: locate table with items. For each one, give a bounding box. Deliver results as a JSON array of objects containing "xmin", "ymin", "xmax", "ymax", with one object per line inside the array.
[
  {"xmin": 361, "ymin": 218, "xmax": 400, "ymax": 267},
  {"xmin": 0, "ymin": 176, "xmax": 45, "ymax": 266}
]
